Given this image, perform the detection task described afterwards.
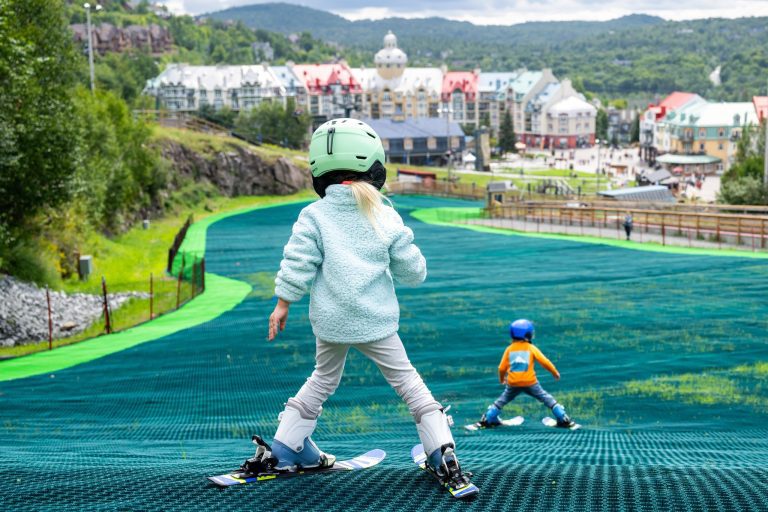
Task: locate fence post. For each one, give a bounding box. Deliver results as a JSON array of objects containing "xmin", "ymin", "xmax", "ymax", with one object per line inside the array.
[
  {"xmin": 763, "ymin": 219, "xmax": 766, "ymax": 249},
  {"xmin": 101, "ymin": 276, "xmax": 112, "ymax": 334},
  {"xmin": 176, "ymin": 253, "xmax": 185, "ymax": 310},
  {"xmin": 191, "ymin": 257, "xmax": 198, "ymax": 299},
  {"xmin": 716, "ymin": 218, "xmax": 721, "ymax": 248},
  {"xmin": 201, "ymin": 258, "xmax": 206, "ymax": 292},
  {"xmin": 46, "ymin": 286, "xmax": 53, "ymax": 351},
  {"xmin": 661, "ymin": 216, "xmax": 666, "ymax": 246},
  {"xmin": 150, "ymin": 272, "xmax": 154, "ymax": 320},
  {"xmin": 737, "ymin": 217, "xmax": 742, "ymax": 245},
  {"xmin": 696, "ymin": 215, "xmax": 701, "ymax": 241}
]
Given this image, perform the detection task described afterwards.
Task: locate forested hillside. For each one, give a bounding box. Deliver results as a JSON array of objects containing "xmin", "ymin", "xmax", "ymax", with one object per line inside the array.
[{"xmin": 209, "ymin": 3, "xmax": 768, "ymax": 100}]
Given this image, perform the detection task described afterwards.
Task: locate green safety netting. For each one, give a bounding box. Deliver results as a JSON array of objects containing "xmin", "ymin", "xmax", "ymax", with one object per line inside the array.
[{"xmin": 1, "ymin": 196, "xmax": 767, "ymax": 511}]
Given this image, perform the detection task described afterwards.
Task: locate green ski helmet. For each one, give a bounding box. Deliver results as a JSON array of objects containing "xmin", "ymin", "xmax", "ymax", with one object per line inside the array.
[{"xmin": 308, "ymin": 118, "xmax": 387, "ymax": 197}]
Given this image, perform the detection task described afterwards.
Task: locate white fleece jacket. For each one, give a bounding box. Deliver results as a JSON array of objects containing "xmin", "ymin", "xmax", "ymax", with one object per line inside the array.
[{"xmin": 274, "ymin": 185, "xmax": 427, "ymax": 343}]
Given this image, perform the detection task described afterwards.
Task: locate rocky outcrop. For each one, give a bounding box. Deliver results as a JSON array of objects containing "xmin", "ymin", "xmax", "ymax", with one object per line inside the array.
[
  {"xmin": 0, "ymin": 275, "xmax": 147, "ymax": 348},
  {"xmin": 158, "ymin": 140, "xmax": 311, "ymax": 197}
]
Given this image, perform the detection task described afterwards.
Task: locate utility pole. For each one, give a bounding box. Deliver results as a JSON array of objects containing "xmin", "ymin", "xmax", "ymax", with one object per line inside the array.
[{"xmin": 84, "ymin": 3, "xmax": 102, "ymax": 93}]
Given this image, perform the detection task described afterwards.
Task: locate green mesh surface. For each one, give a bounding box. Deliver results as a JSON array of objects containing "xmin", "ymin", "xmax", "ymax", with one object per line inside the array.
[{"xmin": 1, "ymin": 196, "xmax": 767, "ymax": 511}]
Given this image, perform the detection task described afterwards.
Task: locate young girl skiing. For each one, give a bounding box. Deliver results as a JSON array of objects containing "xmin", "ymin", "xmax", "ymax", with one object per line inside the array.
[
  {"xmin": 479, "ymin": 319, "xmax": 576, "ymax": 428},
  {"xmin": 257, "ymin": 118, "xmax": 471, "ymax": 489}
]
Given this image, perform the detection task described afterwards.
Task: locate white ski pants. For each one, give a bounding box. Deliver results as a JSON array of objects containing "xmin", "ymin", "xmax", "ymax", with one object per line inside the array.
[{"xmin": 290, "ymin": 333, "xmax": 440, "ymax": 421}]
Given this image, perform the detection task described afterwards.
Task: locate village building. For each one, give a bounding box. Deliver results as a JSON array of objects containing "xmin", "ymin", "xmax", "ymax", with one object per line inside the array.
[
  {"xmin": 352, "ymin": 32, "xmax": 442, "ymax": 120},
  {"xmin": 640, "ymin": 92, "xmax": 704, "ymax": 164},
  {"xmin": 290, "ymin": 62, "xmax": 363, "ymax": 123},
  {"xmin": 361, "ymin": 117, "xmax": 465, "ymax": 165},
  {"xmin": 143, "ymin": 63, "xmax": 287, "ymax": 111},
  {"xmin": 71, "ymin": 23, "xmax": 172, "ymax": 55},
  {"xmin": 517, "ymin": 77, "xmax": 596, "ymax": 149},
  {"xmin": 141, "ymin": 30, "xmax": 595, "ymax": 155},
  {"xmin": 658, "ymin": 101, "xmax": 758, "ymax": 174},
  {"xmin": 477, "ymin": 72, "xmax": 522, "ymax": 135},
  {"xmin": 442, "ymin": 70, "xmax": 480, "ymax": 129}
]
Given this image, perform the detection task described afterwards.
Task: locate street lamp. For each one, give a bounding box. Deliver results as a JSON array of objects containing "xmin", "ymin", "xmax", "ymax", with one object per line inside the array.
[{"xmin": 83, "ymin": 3, "xmax": 102, "ymax": 93}]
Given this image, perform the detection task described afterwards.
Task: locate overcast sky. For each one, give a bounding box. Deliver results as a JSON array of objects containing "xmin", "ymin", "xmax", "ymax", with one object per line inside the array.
[{"xmin": 165, "ymin": 0, "xmax": 768, "ymax": 24}]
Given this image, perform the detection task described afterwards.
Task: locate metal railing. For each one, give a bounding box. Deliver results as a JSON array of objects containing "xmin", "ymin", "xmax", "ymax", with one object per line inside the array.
[{"xmin": 483, "ymin": 203, "xmax": 768, "ymax": 249}]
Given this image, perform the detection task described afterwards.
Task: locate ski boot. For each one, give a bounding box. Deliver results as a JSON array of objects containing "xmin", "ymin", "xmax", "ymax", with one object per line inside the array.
[
  {"xmin": 417, "ymin": 409, "xmax": 474, "ymax": 491},
  {"xmin": 478, "ymin": 404, "xmax": 502, "ymax": 428},
  {"xmin": 552, "ymin": 404, "xmax": 576, "ymax": 428},
  {"xmin": 240, "ymin": 435, "xmax": 279, "ymax": 475},
  {"xmin": 270, "ymin": 404, "xmax": 336, "ymax": 472}
]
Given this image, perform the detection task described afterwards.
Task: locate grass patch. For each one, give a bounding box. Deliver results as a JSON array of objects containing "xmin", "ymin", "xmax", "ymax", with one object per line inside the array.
[
  {"xmin": 620, "ymin": 367, "xmax": 768, "ymax": 413},
  {"xmin": 1, "ymin": 191, "xmax": 314, "ymax": 360},
  {"xmin": 150, "ymin": 125, "xmax": 308, "ymax": 167}
]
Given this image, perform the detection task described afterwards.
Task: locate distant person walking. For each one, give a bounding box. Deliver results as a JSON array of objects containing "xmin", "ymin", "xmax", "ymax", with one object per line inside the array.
[{"xmin": 623, "ymin": 213, "xmax": 633, "ymax": 241}]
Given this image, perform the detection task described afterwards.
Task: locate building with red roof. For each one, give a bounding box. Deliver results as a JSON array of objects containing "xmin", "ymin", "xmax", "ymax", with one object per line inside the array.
[
  {"xmin": 442, "ymin": 70, "xmax": 480, "ymax": 127},
  {"xmin": 640, "ymin": 91, "xmax": 704, "ymax": 164},
  {"xmin": 291, "ymin": 62, "xmax": 363, "ymax": 122},
  {"xmin": 753, "ymin": 96, "xmax": 768, "ymax": 122}
]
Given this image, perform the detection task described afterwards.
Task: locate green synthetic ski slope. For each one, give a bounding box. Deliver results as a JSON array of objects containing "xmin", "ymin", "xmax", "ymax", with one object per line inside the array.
[
  {"xmin": 411, "ymin": 206, "xmax": 768, "ymax": 259},
  {"xmin": 0, "ymin": 200, "xmax": 310, "ymax": 383}
]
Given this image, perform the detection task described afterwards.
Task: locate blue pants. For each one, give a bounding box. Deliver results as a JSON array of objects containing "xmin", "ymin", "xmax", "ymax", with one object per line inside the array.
[{"xmin": 494, "ymin": 383, "xmax": 557, "ymax": 410}]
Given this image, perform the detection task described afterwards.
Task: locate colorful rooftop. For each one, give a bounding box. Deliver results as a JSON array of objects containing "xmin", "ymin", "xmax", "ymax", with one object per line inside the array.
[
  {"xmin": 291, "ymin": 63, "xmax": 363, "ymax": 95},
  {"xmin": 442, "ymin": 71, "xmax": 479, "ymax": 101}
]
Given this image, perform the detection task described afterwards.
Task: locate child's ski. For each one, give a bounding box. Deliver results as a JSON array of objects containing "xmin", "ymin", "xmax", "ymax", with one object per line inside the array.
[
  {"xmin": 464, "ymin": 415, "xmax": 524, "ymax": 431},
  {"xmin": 541, "ymin": 417, "xmax": 582, "ymax": 430},
  {"xmin": 410, "ymin": 444, "xmax": 479, "ymax": 499},
  {"xmin": 208, "ymin": 448, "xmax": 386, "ymax": 487}
]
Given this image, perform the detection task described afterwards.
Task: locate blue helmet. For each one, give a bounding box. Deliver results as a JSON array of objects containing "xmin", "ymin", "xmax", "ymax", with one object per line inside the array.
[{"xmin": 510, "ymin": 319, "xmax": 534, "ymax": 341}]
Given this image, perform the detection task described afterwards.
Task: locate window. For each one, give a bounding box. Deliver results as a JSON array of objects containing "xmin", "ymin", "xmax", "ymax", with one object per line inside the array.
[
  {"xmin": 699, "ymin": 143, "xmax": 705, "ymax": 151},
  {"xmin": 699, "ymin": 128, "xmax": 706, "ymax": 138},
  {"xmin": 718, "ymin": 142, "xmax": 724, "ymax": 150},
  {"xmin": 718, "ymin": 127, "xmax": 725, "ymax": 137}
]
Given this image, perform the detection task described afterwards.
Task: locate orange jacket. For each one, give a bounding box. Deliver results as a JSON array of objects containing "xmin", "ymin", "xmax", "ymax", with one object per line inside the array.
[{"xmin": 498, "ymin": 341, "xmax": 558, "ymax": 387}]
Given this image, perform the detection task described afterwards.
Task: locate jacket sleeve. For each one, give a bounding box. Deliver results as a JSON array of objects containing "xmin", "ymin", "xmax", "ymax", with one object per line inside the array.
[
  {"xmin": 387, "ymin": 209, "xmax": 427, "ymax": 285},
  {"xmin": 498, "ymin": 347, "xmax": 511, "ymax": 374},
  {"xmin": 531, "ymin": 344, "xmax": 558, "ymax": 375},
  {"xmin": 274, "ymin": 210, "xmax": 323, "ymax": 302}
]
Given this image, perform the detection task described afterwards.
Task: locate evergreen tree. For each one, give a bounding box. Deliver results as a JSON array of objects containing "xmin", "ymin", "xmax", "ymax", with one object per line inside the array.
[
  {"xmin": 596, "ymin": 109, "xmax": 609, "ymax": 141},
  {"xmin": 499, "ymin": 109, "xmax": 516, "ymax": 154},
  {"xmin": 630, "ymin": 114, "xmax": 640, "ymax": 143}
]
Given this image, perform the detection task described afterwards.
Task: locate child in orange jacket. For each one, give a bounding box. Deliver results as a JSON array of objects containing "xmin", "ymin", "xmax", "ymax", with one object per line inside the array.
[{"xmin": 479, "ymin": 319, "xmax": 575, "ymax": 428}]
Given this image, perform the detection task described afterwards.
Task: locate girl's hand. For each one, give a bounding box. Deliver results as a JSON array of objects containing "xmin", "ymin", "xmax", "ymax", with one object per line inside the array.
[
  {"xmin": 268, "ymin": 299, "xmax": 290, "ymax": 341},
  {"xmin": 553, "ymin": 371, "xmax": 561, "ymax": 381}
]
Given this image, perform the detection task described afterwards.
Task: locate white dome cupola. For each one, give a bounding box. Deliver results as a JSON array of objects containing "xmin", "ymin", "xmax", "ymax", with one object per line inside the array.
[{"xmin": 375, "ymin": 31, "xmax": 407, "ymax": 79}]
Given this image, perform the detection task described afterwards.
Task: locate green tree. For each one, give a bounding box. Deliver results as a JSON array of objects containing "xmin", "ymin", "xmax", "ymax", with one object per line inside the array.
[
  {"xmin": 498, "ymin": 109, "xmax": 516, "ymax": 154},
  {"xmin": 235, "ymin": 98, "xmax": 310, "ymax": 149},
  {"xmin": 0, "ymin": 0, "xmax": 81, "ymax": 248},
  {"xmin": 630, "ymin": 114, "xmax": 640, "ymax": 143},
  {"xmin": 719, "ymin": 121, "xmax": 767, "ymax": 205},
  {"xmin": 596, "ymin": 108, "xmax": 609, "ymax": 141}
]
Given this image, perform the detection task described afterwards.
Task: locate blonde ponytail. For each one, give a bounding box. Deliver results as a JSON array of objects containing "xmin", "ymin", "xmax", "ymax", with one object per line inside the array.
[{"xmin": 348, "ymin": 181, "xmax": 391, "ymax": 235}]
